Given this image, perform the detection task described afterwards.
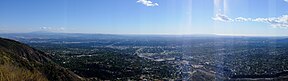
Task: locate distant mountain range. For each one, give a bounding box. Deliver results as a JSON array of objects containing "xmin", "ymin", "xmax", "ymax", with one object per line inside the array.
[
  {"xmin": 0, "ymin": 32, "xmax": 123, "ymax": 40},
  {"xmin": 1, "ymin": 32, "xmax": 287, "ymax": 43},
  {"xmin": 0, "ymin": 38, "xmax": 84, "ymax": 81}
]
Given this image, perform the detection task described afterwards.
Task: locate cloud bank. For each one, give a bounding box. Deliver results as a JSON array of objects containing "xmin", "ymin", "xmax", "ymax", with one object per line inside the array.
[
  {"xmin": 213, "ymin": 14, "xmax": 288, "ymax": 28},
  {"xmin": 40, "ymin": 27, "xmax": 65, "ymax": 31},
  {"xmin": 137, "ymin": 0, "xmax": 159, "ymax": 7},
  {"xmin": 213, "ymin": 0, "xmax": 288, "ymax": 28}
]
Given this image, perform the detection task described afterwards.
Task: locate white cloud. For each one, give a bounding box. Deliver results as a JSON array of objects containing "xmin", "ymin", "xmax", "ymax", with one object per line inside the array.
[
  {"xmin": 212, "ymin": 13, "xmax": 233, "ymax": 22},
  {"xmin": 213, "ymin": 13, "xmax": 288, "ymax": 28},
  {"xmin": 212, "ymin": 0, "xmax": 288, "ymax": 28},
  {"xmin": 235, "ymin": 17, "xmax": 252, "ymax": 22},
  {"xmin": 40, "ymin": 27, "xmax": 51, "ymax": 30},
  {"xmin": 250, "ymin": 15, "xmax": 288, "ymax": 28},
  {"xmin": 40, "ymin": 27, "xmax": 65, "ymax": 31},
  {"xmin": 137, "ymin": 0, "xmax": 159, "ymax": 7}
]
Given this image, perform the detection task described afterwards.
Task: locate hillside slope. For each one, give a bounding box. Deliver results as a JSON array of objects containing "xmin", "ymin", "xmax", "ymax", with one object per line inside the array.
[{"xmin": 0, "ymin": 38, "xmax": 84, "ymax": 81}]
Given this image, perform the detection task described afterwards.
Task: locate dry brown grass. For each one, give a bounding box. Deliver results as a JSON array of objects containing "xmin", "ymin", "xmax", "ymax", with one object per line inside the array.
[{"xmin": 0, "ymin": 64, "xmax": 48, "ymax": 81}]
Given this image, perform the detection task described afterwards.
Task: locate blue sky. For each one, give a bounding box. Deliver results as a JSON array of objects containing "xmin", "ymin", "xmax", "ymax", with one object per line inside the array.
[{"xmin": 0, "ymin": 0, "xmax": 288, "ymax": 36}]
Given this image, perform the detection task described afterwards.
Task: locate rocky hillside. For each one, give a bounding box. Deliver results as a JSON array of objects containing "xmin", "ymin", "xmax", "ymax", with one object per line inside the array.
[{"xmin": 0, "ymin": 38, "xmax": 84, "ymax": 81}]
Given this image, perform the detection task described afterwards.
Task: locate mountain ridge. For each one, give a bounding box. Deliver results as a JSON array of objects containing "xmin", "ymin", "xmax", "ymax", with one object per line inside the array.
[{"xmin": 0, "ymin": 37, "xmax": 84, "ymax": 81}]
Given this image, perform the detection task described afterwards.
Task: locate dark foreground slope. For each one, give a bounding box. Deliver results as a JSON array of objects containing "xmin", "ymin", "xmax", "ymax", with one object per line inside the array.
[{"xmin": 0, "ymin": 38, "xmax": 84, "ymax": 81}]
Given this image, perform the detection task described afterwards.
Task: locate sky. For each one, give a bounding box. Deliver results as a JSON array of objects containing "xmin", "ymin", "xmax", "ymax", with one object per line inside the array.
[{"xmin": 0, "ymin": 0, "xmax": 288, "ymax": 36}]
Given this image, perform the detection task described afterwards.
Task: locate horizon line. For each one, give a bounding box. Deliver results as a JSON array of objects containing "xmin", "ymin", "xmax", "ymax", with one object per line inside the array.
[{"xmin": 1, "ymin": 31, "xmax": 288, "ymax": 37}]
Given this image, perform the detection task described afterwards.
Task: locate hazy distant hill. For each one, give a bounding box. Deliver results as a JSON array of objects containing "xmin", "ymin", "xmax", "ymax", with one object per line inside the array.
[
  {"xmin": 0, "ymin": 32, "xmax": 126, "ymax": 41},
  {"xmin": 0, "ymin": 38, "xmax": 84, "ymax": 81}
]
